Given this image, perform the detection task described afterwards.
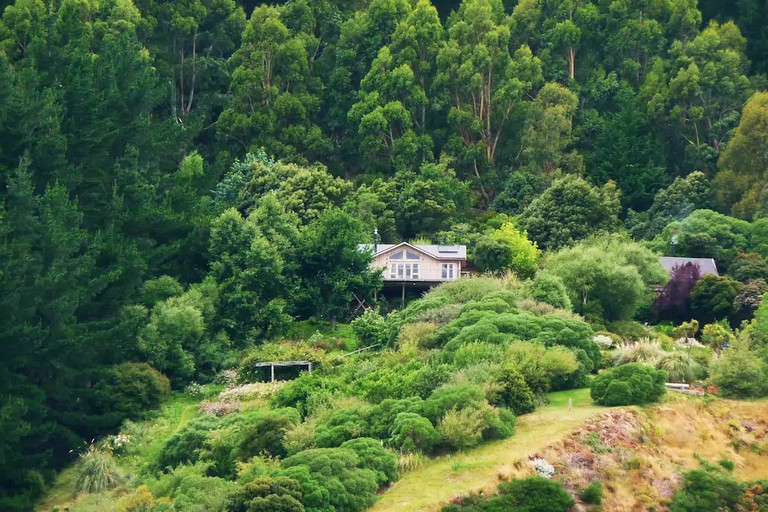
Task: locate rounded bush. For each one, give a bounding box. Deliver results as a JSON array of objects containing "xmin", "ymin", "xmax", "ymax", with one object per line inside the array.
[
  {"xmin": 99, "ymin": 362, "xmax": 170, "ymax": 419},
  {"xmin": 238, "ymin": 408, "xmax": 300, "ymax": 459},
  {"xmin": 159, "ymin": 415, "xmax": 220, "ymax": 469},
  {"xmin": 590, "ymin": 363, "xmax": 666, "ymax": 406}
]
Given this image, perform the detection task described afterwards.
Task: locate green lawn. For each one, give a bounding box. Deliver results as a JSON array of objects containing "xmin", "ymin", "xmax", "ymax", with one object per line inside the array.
[{"xmin": 370, "ymin": 388, "xmax": 605, "ymax": 512}]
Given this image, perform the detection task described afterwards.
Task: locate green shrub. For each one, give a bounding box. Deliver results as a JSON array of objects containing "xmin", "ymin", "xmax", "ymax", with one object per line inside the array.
[
  {"xmin": 275, "ymin": 448, "xmax": 380, "ymax": 512},
  {"xmin": 423, "ymin": 383, "xmax": 487, "ymax": 422},
  {"xmin": 474, "ymin": 236, "xmax": 515, "ymax": 273},
  {"xmin": 579, "ymin": 481, "xmax": 603, "ymax": 505},
  {"xmin": 670, "ymin": 464, "xmax": 744, "ymax": 512},
  {"xmin": 528, "ymin": 274, "xmax": 572, "ymax": 311},
  {"xmin": 226, "ymin": 476, "xmax": 304, "ymax": 512},
  {"xmin": 497, "ymin": 477, "xmax": 575, "ymax": 511},
  {"xmin": 438, "ymin": 408, "xmax": 484, "ymax": 451},
  {"xmin": 710, "ymin": 345, "xmax": 768, "ymax": 398},
  {"xmin": 490, "ymin": 367, "xmax": 537, "ymax": 415},
  {"xmin": 607, "ymin": 320, "xmax": 651, "ymax": 341},
  {"xmin": 389, "ymin": 412, "xmax": 440, "ymax": 453},
  {"xmin": 366, "ymin": 397, "xmax": 424, "ymax": 439},
  {"xmin": 397, "ymin": 321, "xmax": 440, "ymax": 349},
  {"xmin": 351, "ymin": 308, "xmax": 387, "ymax": 347},
  {"xmin": 314, "ymin": 403, "xmax": 371, "ymax": 448},
  {"xmin": 340, "ymin": 437, "xmax": 398, "ymax": 486},
  {"xmin": 443, "ymin": 477, "xmax": 575, "ymax": 511},
  {"xmin": 426, "ymin": 277, "xmax": 505, "ymax": 304},
  {"xmin": 590, "ymin": 363, "xmax": 666, "ymax": 406},
  {"xmin": 159, "ymin": 415, "xmax": 221, "ymax": 469},
  {"xmin": 484, "ymin": 407, "xmax": 516, "ymax": 440},
  {"xmin": 238, "ymin": 408, "xmax": 301, "ymax": 459},
  {"xmin": 99, "ymin": 362, "xmax": 171, "ymax": 420},
  {"xmin": 150, "ymin": 463, "xmax": 234, "ymax": 511},
  {"xmin": 453, "ymin": 342, "xmax": 507, "ymax": 367}
]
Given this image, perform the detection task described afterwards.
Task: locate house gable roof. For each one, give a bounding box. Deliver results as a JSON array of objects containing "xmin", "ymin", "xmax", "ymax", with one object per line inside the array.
[
  {"xmin": 359, "ymin": 242, "xmax": 467, "ymax": 260},
  {"xmin": 659, "ymin": 257, "xmax": 719, "ymax": 277}
]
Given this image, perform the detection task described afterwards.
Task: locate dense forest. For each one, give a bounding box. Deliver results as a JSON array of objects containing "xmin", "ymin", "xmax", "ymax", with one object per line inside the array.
[{"xmin": 2, "ymin": 0, "xmax": 768, "ymax": 510}]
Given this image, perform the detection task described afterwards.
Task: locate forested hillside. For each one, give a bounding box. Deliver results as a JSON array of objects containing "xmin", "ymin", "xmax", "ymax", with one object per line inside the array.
[{"xmin": 2, "ymin": 0, "xmax": 768, "ymax": 510}]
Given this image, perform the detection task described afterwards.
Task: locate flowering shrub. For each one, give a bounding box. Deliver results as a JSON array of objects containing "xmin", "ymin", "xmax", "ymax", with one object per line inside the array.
[
  {"xmin": 213, "ymin": 369, "xmax": 238, "ymax": 386},
  {"xmin": 185, "ymin": 381, "xmax": 206, "ymax": 397},
  {"xmin": 219, "ymin": 381, "xmax": 285, "ymax": 402},
  {"xmin": 110, "ymin": 434, "xmax": 132, "ymax": 455},
  {"xmin": 531, "ymin": 457, "xmax": 555, "ymax": 478},
  {"xmin": 593, "ymin": 335, "xmax": 615, "ymax": 349},
  {"xmin": 200, "ymin": 400, "xmax": 242, "ymax": 417}
]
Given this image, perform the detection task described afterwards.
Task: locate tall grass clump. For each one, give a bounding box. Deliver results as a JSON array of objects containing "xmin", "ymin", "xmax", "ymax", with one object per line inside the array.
[
  {"xmin": 655, "ymin": 351, "xmax": 703, "ymax": 383},
  {"xmin": 75, "ymin": 443, "xmax": 121, "ymax": 494},
  {"xmin": 612, "ymin": 339, "xmax": 664, "ymax": 366}
]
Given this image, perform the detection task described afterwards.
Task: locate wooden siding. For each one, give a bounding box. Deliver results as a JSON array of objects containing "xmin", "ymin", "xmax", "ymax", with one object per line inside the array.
[{"xmin": 372, "ymin": 248, "xmax": 463, "ymax": 282}]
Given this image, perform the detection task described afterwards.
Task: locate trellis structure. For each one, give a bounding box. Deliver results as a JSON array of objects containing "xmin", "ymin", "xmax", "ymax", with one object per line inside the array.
[{"xmin": 249, "ymin": 361, "xmax": 313, "ymax": 382}]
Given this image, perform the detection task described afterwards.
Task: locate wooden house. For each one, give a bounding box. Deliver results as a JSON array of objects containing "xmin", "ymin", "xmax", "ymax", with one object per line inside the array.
[{"xmin": 358, "ymin": 242, "xmax": 468, "ymax": 284}]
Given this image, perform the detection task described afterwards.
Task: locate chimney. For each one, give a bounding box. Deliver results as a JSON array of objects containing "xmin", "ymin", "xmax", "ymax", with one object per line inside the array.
[{"xmin": 373, "ymin": 227, "xmax": 380, "ymax": 253}]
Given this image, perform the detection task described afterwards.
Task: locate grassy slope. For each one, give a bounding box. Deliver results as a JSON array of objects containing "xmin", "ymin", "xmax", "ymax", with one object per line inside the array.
[
  {"xmin": 37, "ymin": 393, "xmax": 208, "ymax": 511},
  {"xmin": 371, "ymin": 388, "xmax": 606, "ymax": 512}
]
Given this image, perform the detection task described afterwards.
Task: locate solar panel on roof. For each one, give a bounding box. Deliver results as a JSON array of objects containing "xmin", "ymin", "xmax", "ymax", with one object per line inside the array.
[{"xmin": 438, "ymin": 245, "xmax": 459, "ymax": 253}]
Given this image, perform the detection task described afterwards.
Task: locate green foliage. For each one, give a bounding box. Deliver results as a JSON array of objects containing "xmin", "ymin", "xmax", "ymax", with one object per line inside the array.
[
  {"xmin": 715, "ymin": 91, "xmax": 768, "ymax": 219},
  {"xmin": 314, "ymin": 403, "xmax": 371, "ymax": 448},
  {"xmin": 491, "ymin": 367, "xmax": 537, "ymax": 415},
  {"xmin": 298, "ymin": 209, "xmax": 382, "ymax": 327},
  {"xmin": 438, "ymin": 407, "xmax": 485, "ymax": 450},
  {"xmin": 655, "ymin": 351, "xmax": 703, "ymax": 383},
  {"xmin": 7, "ymin": 0, "xmax": 768, "ymax": 506},
  {"xmin": 690, "ymin": 275, "xmax": 743, "ymax": 324},
  {"xmin": 544, "ymin": 237, "xmax": 667, "ymax": 321},
  {"xmin": 628, "ymin": 172, "xmax": 713, "ymax": 240},
  {"xmin": 75, "ymin": 444, "xmax": 122, "ymax": 494},
  {"xmin": 521, "ymin": 175, "xmax": 621, "ymax": 251},
  {"xmin": 389, "ymin": 412, "xmax": 441, "ymax": 453},
  {"xmin": 443, "ymin": 477, "xmax": 575, "ymax": 511},
  {"xmin": 209, "ymin": 208, "xmax": 291, "ymax": 346},
  {"xmin": 226, "ymin": 476, "xmax": 305, "ymax": 512},
  {"xmin": 651, "ymin": 209, "xmax": 752, "ymax": 272},
  {"xmin": 527, "ymin": 274, "xmax": 572, "ymax": 311},
  {"xmin": 579, "ymin": 481, "xmax": 603, "ymax": 505},
  {"xmin": 98, "ymin": 363, "xmax": 171, "ymax": 420},
  {"xmin": 339, "ymin": 438, "xmax": 398, "ymax": 486},
  {"xmin": 590, "ymin": 363, "xmax": 667, "ymax": 406},
  {"xmin": 275, "ymin": 448, "xmax": 380, "ymax": 512},
  {"xmin": 423, "ymin": 383, "xmax": 487, "ymax": 422},
  {"xmin": 710, "ymin": 344, "xmax": 768, "ymax": 398},
  {"xmin": 474, "ymin": 223, "xmax": 540, "ymax": 278},
  {"xmin": 239, "ymin": 409, "xmax": 301, "ymax": 460},
  {"xmin": 159, "ymin": 415, "xmax": 221, "ymax": 470},
  {"xmin": 670, "ymin": 463, "xmax": 744, "ymax": 512},
  {"xmin": 351, "ymin": 309, "xmax": 388, "ymax": 347}
]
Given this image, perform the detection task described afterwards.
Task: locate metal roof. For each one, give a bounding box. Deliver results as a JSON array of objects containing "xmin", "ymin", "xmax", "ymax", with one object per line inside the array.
[
  {"xmin": 359, "ymin": 242, "xmax": 467, "ymax": 260},
  {"xmin": 659, "ymin": 257, "xmax": 719, "ymax": 277}
]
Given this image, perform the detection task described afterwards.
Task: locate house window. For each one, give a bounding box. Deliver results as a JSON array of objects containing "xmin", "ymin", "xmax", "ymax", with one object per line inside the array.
[
  {"xmin": 388, "ymin": 263, "xmax": 419, "ymax": 280},
  {"xmin": 390, "ymin": 251, "xmax": 404, "ymax": 260},
  {"xmin": 406, "ymin": 251, "xmax": 421, "ymax": 260},
  {"xmin": 442, "ymin": 263, "xmax": 455, "ymax": 279}
]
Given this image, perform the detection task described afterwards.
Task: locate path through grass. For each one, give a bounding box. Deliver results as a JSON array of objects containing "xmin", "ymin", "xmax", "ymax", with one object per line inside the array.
[{"xmin": 371, "ymin": 388, "xmax": 605, "ymax": 512}]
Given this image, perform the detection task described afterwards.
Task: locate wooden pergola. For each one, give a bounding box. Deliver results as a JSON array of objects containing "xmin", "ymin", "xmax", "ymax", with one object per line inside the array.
[{"xmin": 249, "ymin": 361, "xmax": 313, "ymax": 382}]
